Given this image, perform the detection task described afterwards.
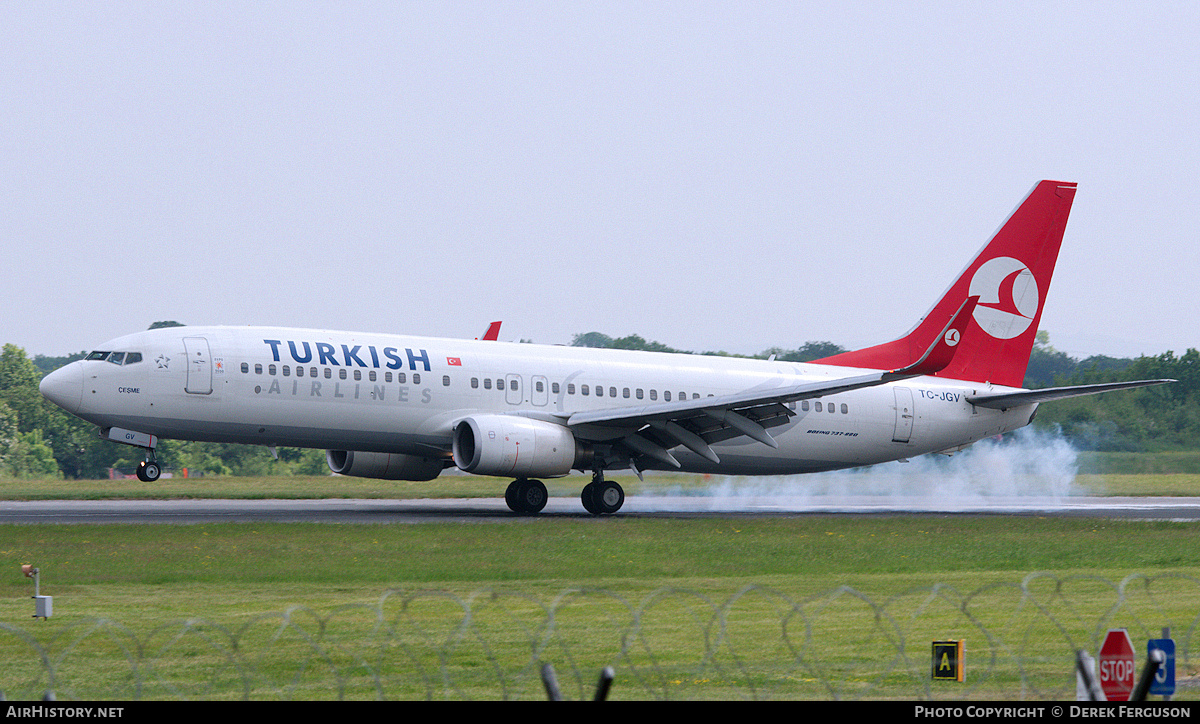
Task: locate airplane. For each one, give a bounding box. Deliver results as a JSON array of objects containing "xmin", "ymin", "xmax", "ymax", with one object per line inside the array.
[{"xmin": 39, "ymin": 180, "xmax": 1173, "ymax": 515}]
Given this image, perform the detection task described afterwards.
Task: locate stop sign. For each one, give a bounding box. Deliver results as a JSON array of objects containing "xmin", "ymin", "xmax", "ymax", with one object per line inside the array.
[{"xmin": 1099, "ymin": 629, "xmax": 1135, "ymax": 701}]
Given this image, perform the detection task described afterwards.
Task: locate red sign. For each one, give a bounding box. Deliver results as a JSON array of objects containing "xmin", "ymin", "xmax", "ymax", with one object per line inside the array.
[
  {"xmin": 1099, "ymin": 629, "xmax": 1135, "ymax": 701},
  {"xmin": 447, "ymin": 357, "xmax": 462, "ymax": 366}
]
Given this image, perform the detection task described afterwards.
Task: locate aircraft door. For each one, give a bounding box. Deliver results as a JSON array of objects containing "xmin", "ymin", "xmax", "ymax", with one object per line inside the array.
[
  {"xmin": 183, "ymin": 337, "xmax": 213, "ymax": 395},
  {"xmin": 505, "ymin": 374, "xmax": 522, "ymax": 405},
  {"xmin": 892, "ymin": 387, "xmax": 914, "ymax": 443}
]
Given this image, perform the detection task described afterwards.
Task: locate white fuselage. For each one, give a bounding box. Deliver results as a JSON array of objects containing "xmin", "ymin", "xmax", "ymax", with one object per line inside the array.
[{"xmin": 43, "ymin": 326, "xmax": 1036, "ymax": 476}]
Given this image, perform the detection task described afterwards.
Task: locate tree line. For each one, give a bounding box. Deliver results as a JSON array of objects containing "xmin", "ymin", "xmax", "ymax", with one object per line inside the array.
[{"xmin": 1, "ymin": 328, "xmax": 1196, "ymax": 479}]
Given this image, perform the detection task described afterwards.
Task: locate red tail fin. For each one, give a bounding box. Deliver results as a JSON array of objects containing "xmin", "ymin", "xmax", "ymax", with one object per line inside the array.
[{"xmin": 813, "ymin": 180, "xmax": 1077, "ymax": 388}]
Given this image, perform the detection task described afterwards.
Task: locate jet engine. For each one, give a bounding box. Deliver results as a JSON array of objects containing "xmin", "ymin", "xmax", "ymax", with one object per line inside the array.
[
  {"xmin": 452, "ymin": 415, "xmax": 589, "ymax": 478},
  {"xmin": 326, "ymin": 450, "xmax": 444, "ymax": 481}
]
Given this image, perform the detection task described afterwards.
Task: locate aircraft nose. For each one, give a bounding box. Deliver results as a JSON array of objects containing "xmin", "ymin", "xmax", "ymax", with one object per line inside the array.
[{"xmin": 39, "ymin": 362, "xmax": 84, "ymax": 414}]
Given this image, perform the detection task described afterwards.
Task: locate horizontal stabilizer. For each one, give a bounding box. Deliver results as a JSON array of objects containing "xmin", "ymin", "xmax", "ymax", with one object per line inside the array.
[{"xmin": 967, "ymin": 379, "xmax": 1175, "ymax": 410}]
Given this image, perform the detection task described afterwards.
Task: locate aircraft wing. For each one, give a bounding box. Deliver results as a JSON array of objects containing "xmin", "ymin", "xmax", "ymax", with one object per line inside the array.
[
  {"xmin": 966, "ymin": 379, "xmax": 1175, "ymax": 410},
  {"xmin": 564, "ymin": 297, "xmax": 979, "ymax": 468}
]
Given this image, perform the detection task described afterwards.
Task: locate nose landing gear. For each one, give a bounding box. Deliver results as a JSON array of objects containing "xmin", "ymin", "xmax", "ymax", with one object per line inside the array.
[
  {"xmin": 135, "ymin": 455, "xmax": 161, "ymax": 482},
  {"xmin": 99, "ymin": 427, "xmax": 162, "ymax": 482}
]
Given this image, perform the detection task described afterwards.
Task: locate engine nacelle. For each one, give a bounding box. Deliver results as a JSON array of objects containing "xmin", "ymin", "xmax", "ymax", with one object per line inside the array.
[
  {"xmin": 452, "ymin": 415, "xmax": 586, "ymax": 478},
  {"xmin": 326, "ymin": 450, "xmax": 443, "ymax": 481}
]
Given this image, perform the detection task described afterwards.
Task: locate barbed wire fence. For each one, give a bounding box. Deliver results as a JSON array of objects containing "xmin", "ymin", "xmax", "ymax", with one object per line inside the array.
[{"xmin": 1, "ymin": 572, "xmax": 1197, "ymax": 700}]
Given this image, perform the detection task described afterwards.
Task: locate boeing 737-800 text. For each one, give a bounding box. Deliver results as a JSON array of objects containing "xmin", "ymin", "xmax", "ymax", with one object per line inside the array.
[{"xmin": 39, "ymin": 181, "xmax": 1171, "ymax": 514}]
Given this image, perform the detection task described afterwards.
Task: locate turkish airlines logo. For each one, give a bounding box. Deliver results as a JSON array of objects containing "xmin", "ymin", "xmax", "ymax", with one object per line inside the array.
[
  {"xmin": 968, "ymin": 257, "xmax": 1039, "ymax": 340},
  {"xmin": 944, "ymin": 328, "xmax": 961, "ymax": 347}
]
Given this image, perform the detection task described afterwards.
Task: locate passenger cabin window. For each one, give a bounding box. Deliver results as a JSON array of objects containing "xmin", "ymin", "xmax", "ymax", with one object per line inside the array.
[
  {"xmin": 241, "ymin": 362, "xmax": 250, "ymax": 374},
  {"xmin": 443, "ymin": 375, "xmax": 451, "ymax": 387}
]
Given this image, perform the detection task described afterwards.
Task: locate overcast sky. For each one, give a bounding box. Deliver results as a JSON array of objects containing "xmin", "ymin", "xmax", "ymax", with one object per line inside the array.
[{"xmin": 3, "ymin": 2, "xmax": 1197, "ymax": 360}]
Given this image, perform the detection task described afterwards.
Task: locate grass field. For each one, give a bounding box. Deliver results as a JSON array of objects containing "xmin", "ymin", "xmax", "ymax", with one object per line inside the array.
[
  {"xmin": 1, "ymin": 458, "xmax": 1198, "ymax": 699},
  {"xmin": 1, "ymin": 512, "xmax": 1199, "ymax": 699}
]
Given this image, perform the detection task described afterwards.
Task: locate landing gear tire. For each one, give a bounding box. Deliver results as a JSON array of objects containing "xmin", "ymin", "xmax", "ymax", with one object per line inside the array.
[
  {"xmin": 583, "ymin": 479, "xmax": 624, "ymax": 516},
  {"xmin": 136, "ymin": 460, "xmax": 161, "ymax": 482},
  {"xmin": 505, "ymin": 478, "xmax": 548, "ymax": 515},
  {"xmin": 581, "ymin": 483, "xmax": 600, "ymax": 515}
]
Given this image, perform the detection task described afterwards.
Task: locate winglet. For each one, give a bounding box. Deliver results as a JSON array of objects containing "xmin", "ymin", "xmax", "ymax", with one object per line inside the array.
[
  {"xmin": 479, "ymin": 321, "xmax": 502, "ymax": 341},
  {"xmin": 884, "ymin": 296, "xmax": 979, "ymax": 380}
]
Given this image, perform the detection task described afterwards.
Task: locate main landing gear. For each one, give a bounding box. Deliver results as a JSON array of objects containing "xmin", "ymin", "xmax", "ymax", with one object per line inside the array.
[
  {"xmin": 505, "ymin": 478, "xmax": 548, "ymax": 515},
  {"xmin": 581, "ymin": 471, "xmax": 624, "ymax": 516},
  {"xmin": 502, "ymin": 472, "xmax": 626, "ymax": 516}
]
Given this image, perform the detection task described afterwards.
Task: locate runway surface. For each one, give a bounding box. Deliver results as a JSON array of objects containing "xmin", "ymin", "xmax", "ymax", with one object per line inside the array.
[{"xmin": 2, "ymin": 495, "xmax": 1200, "ymax": 524}]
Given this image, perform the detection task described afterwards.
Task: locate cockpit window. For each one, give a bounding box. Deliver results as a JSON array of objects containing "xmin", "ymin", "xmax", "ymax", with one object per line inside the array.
[{"xmin": 86, "ymin": 351, "xmax": 143, "ymax": 365}]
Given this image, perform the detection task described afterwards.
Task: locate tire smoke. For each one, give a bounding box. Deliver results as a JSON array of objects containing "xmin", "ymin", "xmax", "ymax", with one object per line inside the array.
[{"xmin": 642, "ymin": 427, "xmax": 1079, "ymax": 513}]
